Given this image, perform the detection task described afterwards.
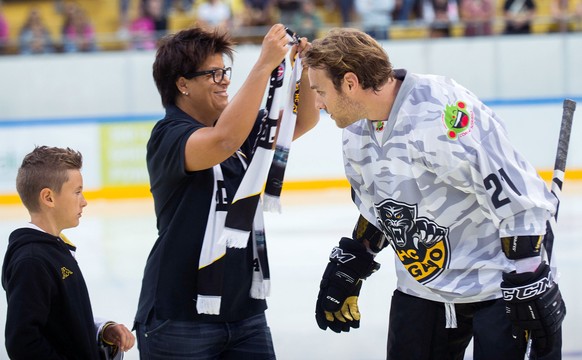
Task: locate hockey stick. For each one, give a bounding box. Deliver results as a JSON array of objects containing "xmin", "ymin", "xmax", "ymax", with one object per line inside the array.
[
  {"xmin": 544, "ymin": 99, "xmax": 577, "ymax": 262},
  {"xmin": 525, "ymin": 98, "xmax": 576, "ymax": 359}
]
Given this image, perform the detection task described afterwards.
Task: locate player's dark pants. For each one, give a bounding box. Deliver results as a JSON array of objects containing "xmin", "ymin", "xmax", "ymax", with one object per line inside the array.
[{"xmin": 387, "ymin": 290, "xmax": 562, "ymax": 360}]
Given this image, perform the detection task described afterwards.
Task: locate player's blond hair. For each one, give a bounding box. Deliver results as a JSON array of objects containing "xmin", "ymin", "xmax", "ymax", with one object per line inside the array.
[{"xmin": 304, "ymin": 28, "xmax": 394, "ymax": 92}]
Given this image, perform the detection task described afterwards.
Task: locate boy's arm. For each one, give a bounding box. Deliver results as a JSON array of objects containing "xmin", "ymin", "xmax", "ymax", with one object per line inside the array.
[{"xmin": 5, "ymin": 258, "xmax": 61, "ymax": 359}]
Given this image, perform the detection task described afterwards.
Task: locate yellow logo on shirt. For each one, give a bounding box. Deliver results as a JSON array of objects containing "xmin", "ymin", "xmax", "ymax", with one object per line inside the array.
[
  {"xmin": 375, "ymin": 199, "xmax": 450, "ymax": 284},
  {"xmin": 61, "ymin": 267, "xmax": 73, "ymax": 279}
]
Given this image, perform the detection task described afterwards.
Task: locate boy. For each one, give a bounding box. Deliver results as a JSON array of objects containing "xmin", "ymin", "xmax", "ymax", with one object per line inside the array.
[{"xmin": 2, "ymin": 146, "xmax": 135, "ymax": 359}]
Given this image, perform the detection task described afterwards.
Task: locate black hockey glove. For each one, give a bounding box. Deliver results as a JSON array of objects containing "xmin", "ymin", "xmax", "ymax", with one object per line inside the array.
[
  {"xmin": 315, "ymin": 237, "xmax": 380, "ymax": 333},
  {"xmin": 501, "ymin": 261, "xmax": 566, "ymax": 356}
]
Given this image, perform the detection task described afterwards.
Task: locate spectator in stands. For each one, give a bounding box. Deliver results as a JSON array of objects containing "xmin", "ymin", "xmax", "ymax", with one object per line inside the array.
[
  {"xmin": 291, "ymin": 0, "xmax": 323, "ymax": 40},
  {"xmin": 119, "ymin": 0, "xmax": 168, "ymax": 42},
  {"xmin": 167, "ymin": 0, "xmax": 195, "ymax": 13},
  {"xmin": 423, "ymin": 0, "xmax": 459, "ymax": 37},
  {"xmin": 274, "ymin": 0, "xmax": 303, "ymax": 25},
  {"xmin": 503, "ymin": 0, "xmax": 536, "ymax": 34},
  {"xmin": 459, "ymin": 0, "xmax": 495, "ymax": 36},
  {"xmin": 550, "ymin": 0, "xmax": 569, "ymax": 32},
  {"xmin": 119, "ymin": 0, "xmax": 131, "ymax": 27},
  {"xmin": 393, "ymin": 0, "xmax": 422, "ymax": 23},
  {"xmin": 128, "ymin": 0, "xmax": 157, "ymax": 50},
  {"xmin": 240, "ymin": 0, "xmax": 274, "ymax": 27},
  {"xmin": 232, "ymin": 0, "xmax": 275, "ymax": 44},
  {"xmin": 146, "ymin": 0, "xmax": 168, "ymax": 39},
  {"xmin": 324, "ymin": 0, "xmax": 355, "ymax": 25},
  {"xmin": 341, "ymin": 0, "xmax": 356, "ymax": 25},
  {"xmin": 548, "ymin": 0, "xmax": 582, "ymax": 32},
  {"xmin": 577, "ymin": 0, "xmax": 582, "ymax": 26},
  {"xmin": 61, "ymin": 3, "xmax": 98, "ymax": 53},
  {"xmin": 19, "ymin": 8, "xmax": 55, "ymax": 55},
  {"xmin": 355, "ymin": 0, "xmax": 395, "ymax": 40},
  {"xmin": 117, "ymin": 0, "xmax": 132, "ymax": 42},
  {"xmin": 197, "ymin": 0, "xmax": 232, "ymax": 30},
  {"xmin": 0, "ymin": 3, "xmax": 9, "ymax": 55}
]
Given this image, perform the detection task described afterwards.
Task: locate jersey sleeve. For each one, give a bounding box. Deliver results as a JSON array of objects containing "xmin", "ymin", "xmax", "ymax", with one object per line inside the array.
[{"xmin": 411, "ymin": 97, "xmax": 556, "ymax": 237}]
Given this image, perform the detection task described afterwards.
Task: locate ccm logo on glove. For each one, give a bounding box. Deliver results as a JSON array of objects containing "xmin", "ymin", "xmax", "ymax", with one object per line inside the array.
[{"xmin": 501, "ymin": 273, "xmax": 551, "ymax": 301}]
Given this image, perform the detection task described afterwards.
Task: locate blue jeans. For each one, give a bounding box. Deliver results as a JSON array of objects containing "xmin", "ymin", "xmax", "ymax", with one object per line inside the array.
[{"xmin": 136, "ymin": 313, "xmax": 275, "ymax": 360}]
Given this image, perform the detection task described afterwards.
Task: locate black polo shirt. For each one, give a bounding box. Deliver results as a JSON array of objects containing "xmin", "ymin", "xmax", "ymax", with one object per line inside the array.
[{"xmin": 135, "ymin": 105, "xmax": 268, "ymax": 323}]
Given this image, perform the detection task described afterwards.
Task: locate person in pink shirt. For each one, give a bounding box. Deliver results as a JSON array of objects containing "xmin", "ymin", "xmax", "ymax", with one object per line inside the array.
[
  {"xmin": 460, "ymin": 0, "xmax": 495, "ymax": 36},
  {"xmin": 129, "ymin": 1, "xmax": 157, "ymax": 50},
  {"xmin": 0, "ymin": 4, "xmax": 9, "ymax": 54},
  {"xmin": 62, "ymin": 3, "xmax": 98, "ymax": 52}
]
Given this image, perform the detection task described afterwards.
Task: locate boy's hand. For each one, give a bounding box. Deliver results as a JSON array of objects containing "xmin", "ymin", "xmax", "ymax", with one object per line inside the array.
[{"xmin": 103, "ymin": 323, "xmax": 136, "ymax": 352}]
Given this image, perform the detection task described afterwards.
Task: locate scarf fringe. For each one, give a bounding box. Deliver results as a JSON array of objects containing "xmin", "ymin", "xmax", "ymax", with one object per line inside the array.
[
  {"xmin": 250, "ymin": 279, "xmax": 271, "ymax": 299},
  {"xmin": 219, "ymin": 228, "xmax": 250, "ymax": 248},
  {"xmin": 262, "ymin": 194, "xmax": 282, "ymax": 214},
  {"xmin": 196, "ymin": 295, "xmax": 221, "ymax": 315}
]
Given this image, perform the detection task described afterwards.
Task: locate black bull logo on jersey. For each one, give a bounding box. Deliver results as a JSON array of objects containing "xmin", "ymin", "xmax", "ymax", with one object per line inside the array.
[{"xmin": 375, "ymin": 199, "xmax": 450, "ymax": 284}]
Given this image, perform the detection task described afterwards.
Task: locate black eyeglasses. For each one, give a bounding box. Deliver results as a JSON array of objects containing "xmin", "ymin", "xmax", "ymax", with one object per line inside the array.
[{"xmin": 184, "ymin": 67, "xmax": 232, "ymax": 83}]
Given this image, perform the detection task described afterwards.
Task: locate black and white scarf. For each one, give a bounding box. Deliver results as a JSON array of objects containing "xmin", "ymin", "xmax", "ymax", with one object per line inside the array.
[
  {"xmin": 196, "ymin": 36, "xmax": 301, "ymax": 315},
  {"xmin": 263, "ymin": 56, "xmax": 302, "ymax": 212}
]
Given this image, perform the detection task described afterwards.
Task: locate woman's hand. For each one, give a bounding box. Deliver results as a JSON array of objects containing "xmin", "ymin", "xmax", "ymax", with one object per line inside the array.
[
  {"xmin": 291, "ymin": 36, "xmax": 312, "ymax": 61},
  {"xmin": 256, "ymin": 24, "xmax": 293, "ymax": 71}
]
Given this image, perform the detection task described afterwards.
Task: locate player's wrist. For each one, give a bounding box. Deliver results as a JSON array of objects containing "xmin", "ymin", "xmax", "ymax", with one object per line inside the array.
[{"xmin": 513, "ymin": 255, "xmax": 542, "ymax": 273}]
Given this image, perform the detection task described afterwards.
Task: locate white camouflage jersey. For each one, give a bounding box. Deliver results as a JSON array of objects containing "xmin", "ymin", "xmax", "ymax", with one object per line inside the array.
[{"xmin": 345, "ymin": 70, "xmax": 558, "ymax": 303}]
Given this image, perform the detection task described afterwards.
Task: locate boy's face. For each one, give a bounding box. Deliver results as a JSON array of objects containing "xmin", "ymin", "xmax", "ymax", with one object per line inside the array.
[{"xmin": 53, "ymin": 169, "xmax": 87, "ymax": 230}]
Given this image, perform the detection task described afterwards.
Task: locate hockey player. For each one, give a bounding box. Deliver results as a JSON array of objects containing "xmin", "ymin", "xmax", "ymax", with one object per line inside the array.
[{"xmin": 303, "ymin": 28, "xmax": 566, "ymax": 359}]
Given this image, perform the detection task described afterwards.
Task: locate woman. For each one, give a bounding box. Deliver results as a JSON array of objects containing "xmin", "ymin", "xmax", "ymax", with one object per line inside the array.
[{"xmin": 134, "ymin": 24, "xmax": 318, "ymax": 359}]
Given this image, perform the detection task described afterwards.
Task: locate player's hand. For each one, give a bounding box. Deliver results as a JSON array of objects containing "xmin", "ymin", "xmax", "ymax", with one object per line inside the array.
[
  {"xmin": 315, "ymin": 237, "xmax": 380, "ymax": 333},
  {"xmin": 315, "ymin": 261, "xmax": 362, "ymax": 332},
  {"xmin": 501, "ymin": 262, "xmax": 566, "ymax": 356}
]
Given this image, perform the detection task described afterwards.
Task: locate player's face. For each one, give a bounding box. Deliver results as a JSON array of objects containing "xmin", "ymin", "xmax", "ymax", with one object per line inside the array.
[
  {"xmin": 187, "ymin": 53, "xmax": 231, "ymax": 119},
  {"xmin": 308, "ymin": 67, "xmax": 364, "ymax": 129},
  {"xmin": 53, "ymin": 169, "xmax": 87, "ymax": 230}
]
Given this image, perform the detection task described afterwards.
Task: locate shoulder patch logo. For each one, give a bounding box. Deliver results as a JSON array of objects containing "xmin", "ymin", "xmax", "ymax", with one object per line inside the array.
[
  {"xmin": 442, "ymin": 100, "xmax": 474, "ymax": 139},
  {"xmin": 61, "ymin": 267, "xmax": 73, "ymax": 280}
]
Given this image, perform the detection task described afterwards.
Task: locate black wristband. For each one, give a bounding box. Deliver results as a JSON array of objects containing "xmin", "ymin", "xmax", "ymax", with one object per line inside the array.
[{"xmin": 500, "ymin": 235, "xmax": 543, "ymax": 260}]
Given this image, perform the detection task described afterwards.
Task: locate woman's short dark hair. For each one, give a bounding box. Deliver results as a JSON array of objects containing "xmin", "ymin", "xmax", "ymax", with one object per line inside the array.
[{"xmin": 153, "ymin": 27, "xmax": 235, "ymax": 108}]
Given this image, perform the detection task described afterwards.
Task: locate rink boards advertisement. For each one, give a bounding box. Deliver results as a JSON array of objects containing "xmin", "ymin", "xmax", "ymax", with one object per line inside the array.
[{"xmin": 1, "ymin": 34, "xmax": 582, "ymax": 202}]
